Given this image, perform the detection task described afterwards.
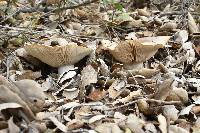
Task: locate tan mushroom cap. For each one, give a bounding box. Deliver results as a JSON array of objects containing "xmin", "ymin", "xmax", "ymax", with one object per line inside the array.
[
  {"xmin": 24, "ymin": 43, "xmax": 93, "ymax": 67},
  {"xmin": 109, "ymin": 36, "xmax": 170, "ymax": 65}
]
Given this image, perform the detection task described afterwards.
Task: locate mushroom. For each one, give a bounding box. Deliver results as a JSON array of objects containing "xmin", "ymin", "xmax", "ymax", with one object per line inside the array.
[
  {"xmin": 24, "ymin": 42, "xmax": 93, "ymax": 67},
  {"xmin": 107, "ymin": 36, "xmax": 171, "ymax": 69}
]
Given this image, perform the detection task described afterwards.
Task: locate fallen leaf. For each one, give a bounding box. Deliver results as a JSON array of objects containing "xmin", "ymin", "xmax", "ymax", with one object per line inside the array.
[
  {"xmin": 126, "ymin": 114, "xmax": 145, "ymax": 133},
  {"xmin": 89, "ymin": 115, "xmax": 106, "ymax": 124},
  {"xmin": 8, "ymin": 117, "xmax": 20, "ymax": 133},
  {"xmin": 158, "ymin": 114, "xmax": 167, "ymax": 133},
  {"xmin": 95, "ymin": 123, "xmax": 123, "ymax": 133},
  {"xmin": 48, "ymin": 117, "xmax": 68, "ymax": 132},
  {"xmin": 174, "ymin": 30, "xmax": 188, "ymax": 43},
  {"xmin": 153, "ymin": 78, "xmax": 174, "ymax": 100},
  {"xmin": 160, "ymin": 22, "xmax": 177, "ymax": 31},
  {"xmin": 169, "ymin": 125, "xmax": 189, "ymax": 133},
  {"xmin": 179, "ymin": 104, "xmax": 195, "ymax": 116},
  {"xmin": 188, "ymin": 12, "xmax": 200, "ymax": 34},
  {"xmin": 0, "ymin": 103, "xmax": 22, "ymax": 111},
  {"xmin": 88, "ymin": 89, "xmax": 106, "ymax": 101},
  {"xmin": 137, "ymin": 7, "xmax": 151, "ymax": 17},
  {"xmin": 108, "ymin": 79, "xmax": 126, "ymax": 99},
  {"xmin": 14, "ymin": 79, "xmax": 46, "ymax": 113},
  {"xmin": 163, "ymin": 105, "xmax": 179, "ymax": 121},
  {"xmin": 81, "ymin": 65, "xmax": 98, "ymax": 88}
]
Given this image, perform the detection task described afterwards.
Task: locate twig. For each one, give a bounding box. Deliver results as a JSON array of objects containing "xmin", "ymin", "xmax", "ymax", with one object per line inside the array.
[
  {"xmin": 17, "ymin": 0, "xmax": 99, "ymax": 14},
  {"xmin": 105, "ymin": 98, "xmax": 182, "ymax": 111}
]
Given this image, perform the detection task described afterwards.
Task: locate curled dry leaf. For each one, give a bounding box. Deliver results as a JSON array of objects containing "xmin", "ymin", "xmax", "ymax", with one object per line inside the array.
[
  {"xmin": 0, "ymin": 76, "xmax": 35, "ymax": 120},
  {"xmin": 163, "ymin": 105, "xmax": 179, "ymax": 121},
  {"xmin": 0, "ymin": 85, "xmax": 35, "ymax": 121},
  {"xmin": 153, "ymin": 78, "xmax": 174, "ymax": 101},
  {"xmin": 8, "ymin": 117, "xmax": 20, "ymax": 133},
  {"xmin": 108, "ymin": 79, "xmax": 126, "ymax": 99},
  {"xmin": 81, "ymin": 65, "xmax": 98, "ymax": 88},
  {"xmin": 67, "ymin": 119, "xmax": 84, "ymax": 130},
  {"xmin": 88, "ymin": 89, "xmax": 106, "ymax": 101},
  {"xmin": 0, "ymin": 103, "xmax": 22, "ymax": 111},
  {"xmin": 128, "ymin": 68, "xmax": 160, "ymax": 78},
  {"xmin": 89, "ymin": 115, "xmax": 106, "ymax": 124},
  {"xmin": 166, "ymin": 87, "xmax": 188, "ymax": 104},
  {"xmin": 48, "ymin": 117, "xmax": 68, "ymax": 132},
  {"xmin": 188, "ymin": 12, "xmax": 200, "ymax": 34},
  {"xmin": 114, "ymin": 89, "xmax": 141, "ymax": 104},
  {"xmin": 63, "ymin": 88, "xmax": 79, "ymax": 100},
  {"xmin": 24, "ymin": 43, "xmax": 92, "ymax": 67},
  {"xmin": 179, "ymin": 104, "xmax": 195, "ymax": 116},
  {"xmin": 174, "ymin": 30, "xmax": 188, "ymax": 43},
  {"xmin": 95, "ymin": 123, "xmax": 123, "ymax": 133},
  {"xmin": 158, "ymin": 114, "xmax": 167, "ymax": 133},
  {"xmin": 126, "ymin": 114, "xmax": 145, "ymax": 133},
  {"xmin": 137, "ymin": 99, "xmax": 150, "ymax": 115},
  {"xmin": 169, "ymin": 125, "xmax": 189, "ymax": 133},
  {"xmin": 14, "ymin": 79, "xmax": 46, "ymax": 113},
  {"xmin": 160, "ymin": 22, "xmax": 177, "ymax": 31},
  {"xmin": 0, "ymin": 76, "xmax": 46, "ymax": 121},
  {"xmin": 137, "ymin": 7, "xmax": 151, "ymax": 17}
]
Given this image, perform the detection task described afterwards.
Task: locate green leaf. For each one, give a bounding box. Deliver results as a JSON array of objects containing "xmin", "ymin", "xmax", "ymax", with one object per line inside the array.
[{"xmin": 114, "ymin": 3, "xmax": 123, "ymax": 11}]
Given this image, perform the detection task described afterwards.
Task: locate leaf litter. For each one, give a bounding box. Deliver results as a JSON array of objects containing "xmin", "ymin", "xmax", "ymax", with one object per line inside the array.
[{"xmin": 0, "ymin": 0, "xmax": 200, "ymax": 132}]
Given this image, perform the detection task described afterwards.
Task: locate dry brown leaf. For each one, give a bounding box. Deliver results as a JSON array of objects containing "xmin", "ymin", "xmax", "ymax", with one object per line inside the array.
[
  {"xmin": 128, "ymin": 68, "xmax": 160, "ymax": 78},
  {"xmin": 137, "ymin": 7, "xmax": 151, "ymax": 17},
  {"xmin": 24, "ymin": 43, "xmax": 92, "ymax": 67},
  {"xmin": 88, "ymin": 89, "xmax": 106, "ymax": 101},
  {"xmin": 15, "ymin": 70, "xmax": 42, "ymax": 80},
  {"xmin": 188, "ymin": 12, "xmax": 200, "ymax": 34},
  {"xmin": 108, "ymin": 79, "xmax": 126, "ymax": 99},
  {"xmin": 14, "ymin": 79, "xmax": 46, "ymax": 113},
  {"xmin": 160, "ymin": 22, "xmax": 177, "ymax": 31},
  {"xmin": 45, "ymin": 0, "xmax": 61, "ymax": 5},
  {"xmin": 95, "ymin": 123, "xmax": 123, "ymax": 133},
  {"xmin": 0, "ymin": 85, "xmax": 35, "ymax": 121},
  {"xmin": 81, "ymin": 65, "xmax": 98, "ymax": 88},
  {"xmin": 192, "ymin": 106, "xmax": 200, "ymax": 114},
  {"xmin": 89, "ymin": 115, "xmax": 106, "ymax": 124},
  {"xmin": 67, "ymin": 119, "xmax": 84, "ymax": 130},
  {"xmin": 137, "ymin": 99, "xmax": 150, "ymax": 115},
  {"xmin": 166, "ymin": 87, "xmax": 188, "ymax": 104},
  {"xmin": 153, "ymin": 78, "xmax": 174, "ymax": 100},
  {"xmin": 114, "ymin": 89, "xmax": 141, "ymax": 104},
  {"xmin": 126, "ymin": 114, "xmax": 145, "ymax": 133}
]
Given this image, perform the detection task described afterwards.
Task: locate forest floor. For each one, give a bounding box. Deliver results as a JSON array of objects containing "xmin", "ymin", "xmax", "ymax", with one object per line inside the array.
[{"xmin": 0, "ymin": 0, "xmax": 200, "ymax": 132}]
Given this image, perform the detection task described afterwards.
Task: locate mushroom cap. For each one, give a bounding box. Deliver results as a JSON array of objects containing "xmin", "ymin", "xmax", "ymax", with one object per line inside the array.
[
  {"xmin": 109, "ymin": 40, "xmax": 165, "ymax": 64},
  {"xmin": 24, "ymin": 43, "xmax": 93, "ymax": 67}
]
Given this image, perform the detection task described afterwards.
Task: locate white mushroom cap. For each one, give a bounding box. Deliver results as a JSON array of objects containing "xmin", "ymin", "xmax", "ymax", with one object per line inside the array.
[
  {"xmin": 108, "ymin": 36, "xmax": 170, "ymax": 66},
  {"xmin": 24, "ymin": 43, "xmax": 93, "ymax": 67}
]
